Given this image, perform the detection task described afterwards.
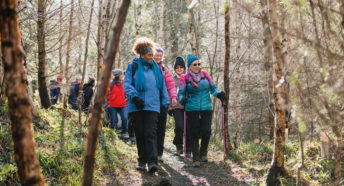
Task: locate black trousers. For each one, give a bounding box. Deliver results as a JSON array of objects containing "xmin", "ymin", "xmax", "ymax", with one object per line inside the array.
[
  {"xmin": 172, "ymin": 109, "xmax": 191, "ymax": 153},
  {"xmin": 157, "ymin": 106, "xmax": 168, "ymax": 156},
  {"xmin": 130, "ymin": 111, "xmax": 159, "ymax": 165},
  {"xmin": 127, "ymin": 115, "xmax": 135, "ymax": 138},
  {"xmin": 186, "ymin": 110, "xmax": 212, "ymax": 161}
]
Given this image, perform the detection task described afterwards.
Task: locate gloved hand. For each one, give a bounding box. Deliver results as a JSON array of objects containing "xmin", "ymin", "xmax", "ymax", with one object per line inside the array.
[
  {"xmin": 132, "ymin": 96, "xmax": 145, "ymax": 109},
  {"xmin": 216, "ymin": 91, "xmax": 226, "ymax": 102},
  {"xmin": 180, "ymin": 97, "xmax": 187, "ymax": 106}
]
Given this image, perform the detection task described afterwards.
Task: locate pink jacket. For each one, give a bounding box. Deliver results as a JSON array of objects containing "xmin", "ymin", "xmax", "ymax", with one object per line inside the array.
[{"xmin": 158, "ymin": 63, "xmax": 177, "ymax": 99}]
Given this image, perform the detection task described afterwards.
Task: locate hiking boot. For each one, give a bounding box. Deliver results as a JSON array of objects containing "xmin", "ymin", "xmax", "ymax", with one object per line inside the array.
[
  {"xmin": 158, "ymin": 156, "xmax": 163, "ymax": 162},
  {"xmin": 177, "ymin": 149, "xmax": 183, "ymax": 155},
  {"xmin": 192, "ymin": 161, "xmax": 200, "ymax": 167},
  {"xmin": 148, "ymin": 163, "xmax": 158, "ymax": 173},
  {"xmin": 200, "ymin": 156, "xmax": 208, "ymax": 162},
  {"xmin": 129, "ymin": 137, "xmax": 136, "ymax": 144},
  {"xmin": 120, "ymin": 133, "xmax": 129, "ymax": 140},
  {"xmin": 136, "ymin": 162, "xmax": 146, "ymax": 171}
]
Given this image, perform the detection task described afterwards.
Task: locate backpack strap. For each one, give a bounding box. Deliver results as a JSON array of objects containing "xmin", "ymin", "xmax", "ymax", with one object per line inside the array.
[
  {"xmin": 110, "ymin": 80, "xmax": 114, "ymax": 100},
  {"xmin": 131, "ymin": 62, "xmax": 138, "ymax": 78},
  {"xmin": 162, "ymin": 65, "xmax": 166, "ymax": 76}
]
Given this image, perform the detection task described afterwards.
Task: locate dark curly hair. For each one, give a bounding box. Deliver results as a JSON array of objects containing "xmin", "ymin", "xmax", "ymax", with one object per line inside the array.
[{"xmin": 132, "ymin": 37, "xmax": 155, "ymax": 56}]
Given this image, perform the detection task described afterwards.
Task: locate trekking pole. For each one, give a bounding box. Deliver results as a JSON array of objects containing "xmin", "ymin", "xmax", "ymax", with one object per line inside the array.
[
  {"xmin": 221, "ymin": 100, "xmax": 226, "ymax": 160},
  {"xmin": 183, "ymin": 111, "xmax": 187, "ymax": 163}
]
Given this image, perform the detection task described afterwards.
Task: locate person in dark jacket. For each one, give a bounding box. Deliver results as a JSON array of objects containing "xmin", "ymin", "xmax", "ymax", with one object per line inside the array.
[
  {"xmin": 168, "ymin": 56, "xmax": 191, "ymax": 155},
  {"xmin": 82, "ymin": 77, "xmax": 95, "ymax": 113},
  {"xmin": 178, "ymin": 54, "xmax": 226, "ymax": 167},
  {"xmin": 68, "ymin": 77, "xmax": 81, "ymax": 110},
  {"xmin": 50, "ymin": 75, "xmax": 63, "ymax": 104},
  {"xmin": 124, "ymin": 37, "xmax": 169, "ymax": 173}
]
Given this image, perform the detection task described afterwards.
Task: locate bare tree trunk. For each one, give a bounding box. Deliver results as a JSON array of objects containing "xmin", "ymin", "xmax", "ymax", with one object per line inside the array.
[
  {"xmin": 134, "ymin": 0, "xmax": 142, "ymax": 38},
  {"xmin": 58, "ymin": 0, "xmax": 64, "ymax": 76},
  {"xmin": 78, "ymin": 0, "xmax": 96, "ymax": 125},
  {"xmin": 158, "ymin": 0, "xmax": 164, "ymax": 44},
  {"xmin": 260, "ymin": 0, "xmax": 274, "ymax": 141},
  {"xmin": 223, "ymin": 0, "xmax": 233, "ymax": 156},
  {"xmin": 37, "ymin": 0, "xmax": 51, "ymax": 109},
  {"xmin": 0, "ymin": 1, "xmax": 44, "ymax": 185},
  {"xmin": 63, "ymin": 0, "xmax": 75, "ymax": 108},
  {"xmin": 82, "ymin": 1, "xmax": 131, "ymax": 185},
  {"xmin": 96, "ymin": 0, "xmax": 104, "ymax": 82},
  {"xmin": 234, "ymin": 64, "xmax": 241, "ymax": 149},
  {"xmin": 187, "ymin": 0, "xmax": 199, "ymax": 56},
  {"xmin": 266, "ymin": 0, "xmax": 288, "ymax": 184}
]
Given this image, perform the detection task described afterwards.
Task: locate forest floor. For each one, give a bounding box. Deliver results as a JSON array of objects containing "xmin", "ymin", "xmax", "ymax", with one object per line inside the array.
[{"xmin": 115, "ymin": 130, "xmax": 257, "ymax": 186}]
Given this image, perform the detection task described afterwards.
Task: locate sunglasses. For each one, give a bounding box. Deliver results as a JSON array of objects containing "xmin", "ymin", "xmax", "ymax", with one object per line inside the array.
[{"xmin": 193, "ymin": 63, "xmax": 201, "ymax": 66}]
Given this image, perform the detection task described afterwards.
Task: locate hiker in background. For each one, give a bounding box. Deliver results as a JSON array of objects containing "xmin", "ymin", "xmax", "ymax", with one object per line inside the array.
[
  {"xmin": 82, "ymin": 77, "xmax": 95, "ymax": 114},
  {"xmin": 168, "ymin": 56, "xmax": 191, "ymax": 155},
  {"xmin": 178, "ymin": 54, "xmax": 226, "ymax": 167},
  {"xmin": 124, "ymin": 37, "xmax": 169, "ymax": 173},
  {"xmin": 105, "ymin": 69, "xmax": 128, "ymax": 139},
  {"xmin": 153, "ymin": 47, "xmax": 178, "ymax": 162},
  {"xmin": 68, "ymin": 77, "xmax": 81, "ymax": 110},
  {"xmin": 50, "ymin": 75, "xmax": 63, "ymax": 105}
]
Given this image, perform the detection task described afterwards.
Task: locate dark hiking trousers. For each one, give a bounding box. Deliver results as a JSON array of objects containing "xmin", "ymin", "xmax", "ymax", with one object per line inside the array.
[
  {"xmin": 187, "ymin": 110, "xmax": 213, "ymax": 161},
  {"xmin": 130, "ymin": 111, "xmax": 159, "ymax": 165},
  {"xmin": 172, "ymin": 109, "xmax": 191, "ymax": 153},
  {"xmin": 157, "ymin": 106, "xmax": 168, "ymax": 156}
]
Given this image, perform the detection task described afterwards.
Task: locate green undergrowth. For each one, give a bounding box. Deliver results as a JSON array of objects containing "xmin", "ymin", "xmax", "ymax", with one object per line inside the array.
[
  {"xmin": 0, "ymin": 103, "xmax": 136, "ymax": 185},
  {"xmin": 210, "ymin": 135, "xmax": 342, "ymax": 185}
]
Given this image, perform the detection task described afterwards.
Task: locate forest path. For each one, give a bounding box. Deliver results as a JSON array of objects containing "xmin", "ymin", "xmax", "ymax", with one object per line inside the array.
[{"xmin": 117, "ymin": 131, "xmax": 251, "ymax": 186}]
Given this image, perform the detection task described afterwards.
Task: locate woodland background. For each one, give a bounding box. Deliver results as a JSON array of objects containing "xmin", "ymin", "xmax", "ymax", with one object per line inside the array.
[{"xmin": 0, "ymin": 0, "xmax": 343, "ymax": 185}]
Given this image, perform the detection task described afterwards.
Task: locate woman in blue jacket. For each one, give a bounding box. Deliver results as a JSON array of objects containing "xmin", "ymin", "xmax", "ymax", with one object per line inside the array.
[
  {"xmin": 124, "ymin": 37, "xmax": 169, "ymax": 173},
  {"xmin": 178, "ymin": 54, "xmax": 225, "ymax": 167}
]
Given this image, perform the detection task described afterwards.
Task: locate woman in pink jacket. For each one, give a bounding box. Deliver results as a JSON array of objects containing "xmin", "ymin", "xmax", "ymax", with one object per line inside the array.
[{"xmin": 154, "ymin": 47, "xmax": 177, "ymax": 161}]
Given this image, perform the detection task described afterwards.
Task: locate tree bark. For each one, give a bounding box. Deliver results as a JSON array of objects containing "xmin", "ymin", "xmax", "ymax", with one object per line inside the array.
[
  {"xmin": 260, "ymin": 0, "xmax": 274, "ymax": 141},
  {"xmin": 266, "ymin": 0, "xmax": 288, "ymax": 184},
  {"xmin": 96, "ymin": 0, "xmax": 105, "ymax": 82},
  {"xmin": 223, "ymin": 0, "xmax": 233, "ymax": 156},
  {"xmin": 63, "ymin": 0, "xmax": 75, "ymax": 108},
  {"xmin": 187, "ymin": 0, "xmax": 199, "ymax": 56},
  {"xmin": 78, "ymin": 0, "xmax": 95, "ymax": 125},
  {"xmin": 82, "ymin": 1, "xmax": 131, "ymax": 185},
  {"xmin": 37, "ymin": 0, "xmax": 51, "ymax": 109},
  {"xmin": 0, "ymin": 1, "xmax": 45, "ymax": 185},
  {"xmin": 58, "ymin": 0, "xmax": 64, "ymax": 77}
]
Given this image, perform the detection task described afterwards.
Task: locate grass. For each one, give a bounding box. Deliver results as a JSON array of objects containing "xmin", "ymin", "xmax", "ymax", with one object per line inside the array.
[{"xmin": 0, "ymin": 102, "xmax": 136, "ymax": 185}]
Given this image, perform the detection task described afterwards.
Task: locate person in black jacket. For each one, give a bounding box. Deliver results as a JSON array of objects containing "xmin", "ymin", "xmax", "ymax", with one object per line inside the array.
[{"xmin": 82, "ymin": 77, "xmax": 95, "ymax": 113}]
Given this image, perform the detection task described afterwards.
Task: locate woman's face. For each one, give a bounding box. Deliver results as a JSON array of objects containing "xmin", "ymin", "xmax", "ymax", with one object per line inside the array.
[
  {"xmin": 175, "ymin": 65, "xmax": 185, "ymax": 75},
  {"xmin": 142, "ymin": 51, "xmax": 154, "ymax": 62},
  {"xmin": 153, "ymin": 52, "xmax": 163, "ymax": 63},
  {"xmin": 189, "ymin": 60, "xmax": 201, "ymax": 74},
  {"xmin": 119, "ymin": 74, "xmax": 124, "ymax": 81}
]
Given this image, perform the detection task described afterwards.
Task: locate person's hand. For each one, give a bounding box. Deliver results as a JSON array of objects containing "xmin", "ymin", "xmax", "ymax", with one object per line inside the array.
[
  {"xmin": 168, "ymin": 110, "xmax": 173, "ymax": 116},
  {"xmin": 181, "ymin": 97, "xmax": 187, "ymax": 106},
  {"xmin": 171, "ymin": 98, "xmax": 177, "ymax": 107},
  {"xmin": 216, "ymin": 91, "xmax": 226, "ymax": 102},
  {"xmin": 132, "ymin": 96, "xmax": 145, "ymax": 109}
]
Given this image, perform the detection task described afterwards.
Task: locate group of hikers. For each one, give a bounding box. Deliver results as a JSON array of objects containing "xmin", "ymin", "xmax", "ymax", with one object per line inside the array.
[{"xmin": 49, "ymin": 37, "xmax": 226, "ymax": 173}]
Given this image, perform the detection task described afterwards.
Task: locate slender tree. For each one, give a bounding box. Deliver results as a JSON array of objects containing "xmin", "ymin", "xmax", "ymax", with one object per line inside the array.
[
  {"xmin": 78, "ymin": 0, "xmax": 96, "ymax": 125},
  {"xmin": 187, "ymin": 0, "xmax": 199, "ymax": 56},
  {"xmin": 0, "ymin": 0, "xmax": 45, "ymax": 185},
  {"xmin": 37, "ymin": 0, "xmax": 51, "ymax": 108},
  {"xmin": 266, "ymin": 0, "xmax": 289, "ymax": 184},
  {"xmin": 82, "ymin": 0, "xmax": 131, "ymax": 185},
  {"xmin": 223, "ymin": 0, "xmax": 233, "ymax": 156}
]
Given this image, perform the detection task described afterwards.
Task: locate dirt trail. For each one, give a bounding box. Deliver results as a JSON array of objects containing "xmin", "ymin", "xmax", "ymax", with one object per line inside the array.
[{"xmin": 117, "ymin": 132, "xmax": 250, "ymax": 186}]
